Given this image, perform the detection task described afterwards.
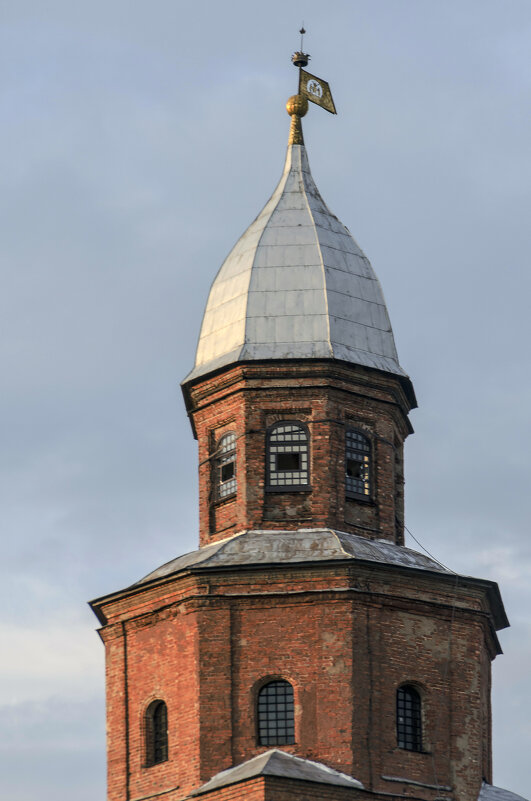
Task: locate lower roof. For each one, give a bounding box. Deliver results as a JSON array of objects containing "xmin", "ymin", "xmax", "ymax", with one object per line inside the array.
[
  {"xmin": 190, "ymin": 748, "xmax": 363, "ymax": 796},
  {"xmin": 90, "ymin": 528, "xmax": 508, "ymax": 636},
  {"xmin": 190, "ymin": 752, "xmax": 529, "ymax": 801},
  {"xmin": 479, "ymin": 782, "xmax": 529, "ymax": 801},
  {"xmin": 135, "ymin": 527, "xmax": 450, "ymax": 586}
]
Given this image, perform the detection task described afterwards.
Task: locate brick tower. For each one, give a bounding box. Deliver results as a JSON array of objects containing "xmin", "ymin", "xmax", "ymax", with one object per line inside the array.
[{"xmin": 90, "ymin": 68, "xmax": 527, "ymax": 801}]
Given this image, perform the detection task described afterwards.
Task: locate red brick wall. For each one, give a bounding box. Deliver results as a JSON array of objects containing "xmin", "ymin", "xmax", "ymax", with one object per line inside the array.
[
  {"xmin": 96, "ymin": 561, "xmax": 496, "ymax": 801},
  {"xmin": 101, "ymin": 601, "xmax": 201, "ymax": 801},
  {"xmin": 194, "ymin": 774, "xmax": 430, "ymax": 801},
  {"xmin": 95, "ymin": 360, "xmax": 498, "ymax": 801},
  {"xmin": 183, "ymin": 361, "xmax": 413, "ymax": 547}
]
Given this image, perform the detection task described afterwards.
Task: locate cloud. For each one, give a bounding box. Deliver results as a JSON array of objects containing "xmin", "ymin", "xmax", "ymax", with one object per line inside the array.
[
  {"xmin": 0, "ymin": 621, "xmax": 103, "ymax": 706},
  {"xmin": 0, "ymin": 697, "xmax": 105, "ymax": 801},
  {"xmin": 1, "ymin": 1, "xmax": 530, "ymax": 799}
]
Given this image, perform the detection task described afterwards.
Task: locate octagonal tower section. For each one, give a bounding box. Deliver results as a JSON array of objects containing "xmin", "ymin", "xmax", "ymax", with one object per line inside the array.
[
  {"xmin": 182, "ymin": 119, "xmax": 416, "ymax": 548},
  {"xmin": 91, "ymin": 529, "xmax": 507, "ymax": 801}
]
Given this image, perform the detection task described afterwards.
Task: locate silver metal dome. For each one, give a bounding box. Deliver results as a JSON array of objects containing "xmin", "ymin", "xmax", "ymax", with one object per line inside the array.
[{"xmin": 185, "ymin": 141, "xmax": 409, "ymax": 384}]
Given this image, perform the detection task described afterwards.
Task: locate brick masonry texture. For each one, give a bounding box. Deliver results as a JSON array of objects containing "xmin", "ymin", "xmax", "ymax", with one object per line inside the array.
[
  {"xmin": 191, "ymin": 774, "xmax": 456, "ymax": 801},
  {"xmin": 96, "ymin": 559, "xmax": 498, "ymax": 801},
  {"xmin": 182, "ymin": 360, "xmax": 413, "ymax": 547},
  {"xmin": 93, "ymin": 359, "xmax": 501, "ymax": 801}
]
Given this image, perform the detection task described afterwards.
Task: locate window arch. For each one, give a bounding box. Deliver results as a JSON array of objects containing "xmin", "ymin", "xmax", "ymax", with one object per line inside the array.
[
  {"xmin": 396, "ymin": 685, "xmax": 422, "ymax": 752},
  {"xmin": 145, "ymin": 700, "xmax": 168, "ymax": 766},
  {"xmin": 345, "ymin": 428, "xmax": 371, "ymax": 499},
  {"xmin": 257, "ymin": 679, "xmax": 295, "ymax": 745},
  {"xmin": 267, "ymin": 422, "xmax": 309, "ymax": 489},
  {"xmin": 216, "ymin": 432, "xmax": 237, "ymax": 499}
]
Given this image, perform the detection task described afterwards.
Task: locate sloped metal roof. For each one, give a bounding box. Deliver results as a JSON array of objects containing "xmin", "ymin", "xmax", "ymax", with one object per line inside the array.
[
  {"xmin": 184, "ymin": 141, "xmax": 409, "ymax": 384},
  {"xmin": 190, "ymin": 748, "xmax": 363, "ymax": 796},
  {"xmin": 190, "ymin": 756, "xmax": 528, "ymax": 799},
  {"xmin": 90, "ymin": 526, "xmax": 507, "ymax": 636},
  {"xmin": 479, "ymin": 782, "xmax": 529, "ymax": 801},
  {"xmin": 135, "ymin": 528, "xmax": 450, "ymax": 586}
]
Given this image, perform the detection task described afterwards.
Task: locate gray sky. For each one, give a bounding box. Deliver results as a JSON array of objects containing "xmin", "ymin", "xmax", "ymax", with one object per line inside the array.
[{"xmin": 1, "ymin": 2, "xmax": 530, "ymax": 798}]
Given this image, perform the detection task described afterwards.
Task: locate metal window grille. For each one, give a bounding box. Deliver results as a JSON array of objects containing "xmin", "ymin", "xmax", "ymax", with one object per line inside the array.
[
  {"xmin": 217, "ymin": 433, "xmax": 236, "ymax": 499},
  {"xmin": 396, "ymin": 685, "xmax": 422, "ymax": 751},
  {"xmin": 146, "ymin": 700, "xmax": 168, "ymax": 765},
  {"xmin": 345, "ymin": 429, "xmax": 371, "ymax": 498},
  {"xmin": 258, "ymin": 680, "xmax": 295, "ymax": 745},
  {"xmin": 268, "ymin": 423, "xmax": 309, "ymax": 488}
]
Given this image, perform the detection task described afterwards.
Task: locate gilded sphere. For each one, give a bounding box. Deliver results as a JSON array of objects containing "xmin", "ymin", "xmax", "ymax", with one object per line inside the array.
[{"xmin": 286, "ymin": 94, "xmax": 308, "ymax": 117}]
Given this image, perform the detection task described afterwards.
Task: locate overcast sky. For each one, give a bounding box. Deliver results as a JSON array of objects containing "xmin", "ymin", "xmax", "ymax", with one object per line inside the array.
[{"xmin": 1, "ymin": 2, "xmax": 530, "ymax": 799}]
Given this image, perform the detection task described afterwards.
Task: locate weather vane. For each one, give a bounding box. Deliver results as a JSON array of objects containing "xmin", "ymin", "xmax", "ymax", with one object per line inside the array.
[{"xmin": 290, "ymin": 26, "xmax": 337, "ymax": 114}]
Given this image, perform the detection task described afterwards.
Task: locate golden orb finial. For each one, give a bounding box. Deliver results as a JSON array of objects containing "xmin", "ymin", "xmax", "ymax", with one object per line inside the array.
[
  {"xmin": 286, "ymin": 94, "xmax": 307, "ymax": 145},
  {"xmin": 286, "ymin": 94, "xmax": 309, "ymax": 117}
]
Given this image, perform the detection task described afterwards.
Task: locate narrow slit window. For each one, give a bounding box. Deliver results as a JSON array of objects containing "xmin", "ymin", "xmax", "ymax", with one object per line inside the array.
[
  {"xmin": 257, "ymin": 680, "xmax": 295, "ymax": 746},
  {"xmin": 397, "ymin": 685, "xmax": 422, "ymax": 752},
  {"xmin": 216, "ymin": 432, "xmax": 236, "ymax": 499},
  {"xmin": 267, "ymin": 422, "xmax": 309, "ymax": 489},
  {"xmin": 345, "ymin": 428, "xmax": 371, "ymax": 499},
  {"xmin": 145, "ymin": 700, "xmax": 168, "ymax": 766}
]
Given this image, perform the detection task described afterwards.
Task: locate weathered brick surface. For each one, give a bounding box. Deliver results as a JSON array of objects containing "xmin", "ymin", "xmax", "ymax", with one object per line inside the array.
[
  {"xmin": 192, "ymin": 774, "xmax": 447, "ymax": 801},
  {"xmin": 182, "ymin": 361, "xmax": 413, "ymax": 547},
  {"xmin": 93, "ymin": 359, "xmax": 501, "ymax": 801},
  {"xmin": 95, "ymin": 559, "xmax": 498, "ymax": 801}
]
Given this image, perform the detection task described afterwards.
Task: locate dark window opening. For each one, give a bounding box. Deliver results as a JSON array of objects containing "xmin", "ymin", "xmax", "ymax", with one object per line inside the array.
[
  {"xmin": 221, "ymin": 461, "xmax": 235, "ymax": 483},
  {"xmin": 397, "ymin": 685, "xmax": 422, "ymax": 752},
  {"xmin": 267, "ymin": 422, "xmax": 309, "ymax": 489},
  {"xmin": 346, "ymin": 458, "xmax": 363, "ymax": 479},
  {"xmin": 345, "ymin": 428, "xmax": 371, "ymax": 499},
  {"xmin": 258, "ymin": 680, "xmax": 295, "ymax": 746},
  {"xmin": 277, "ymin": 452, "xmax": 301, "ymax": 471},
  {"xmin": 145, "ymin": 700, "xmax": 168, "ymax": 766},
  {"xmin": 216, "ymin": 432, "xmax": 236, "ymax": 499}
]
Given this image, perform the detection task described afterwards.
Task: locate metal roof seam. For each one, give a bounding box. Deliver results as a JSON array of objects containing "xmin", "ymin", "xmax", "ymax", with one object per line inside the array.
[
  {"xmin": 298, "ymin": 144, "xmax": 333, "ymax": 357},
  {"xmin": 242, "ymin": 147, "xmax": 296, "ymax": 348},
  {"xmin": 185, "ymin": 131, "xmax": 411, "ymax": 386}
]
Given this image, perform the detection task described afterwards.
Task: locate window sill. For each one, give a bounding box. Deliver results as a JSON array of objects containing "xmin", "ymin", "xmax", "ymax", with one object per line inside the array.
[
  {"xmin": 212, "ymin": 494, "xmax": 237, "ymax": 508},
  {"xmin": 266, "ymin": 486, "xmax": 312, "ymax": 494},
  {"xmin": 345, "ymin": 493, "xmax": 374, "ymax": 505},
  {"xmin": 256, "ymin": 741, "xmax": 298, "ymax": 750},
  {"xmin": 143, "ymin": 759, "xmax": 170, "ymax": 769}
]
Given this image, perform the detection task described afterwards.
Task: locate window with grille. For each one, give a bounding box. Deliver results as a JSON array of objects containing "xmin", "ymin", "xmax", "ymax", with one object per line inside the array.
[
  {"xmin": 145, "ymin": 700, "xmax": 168, "ymax": 766},
  {"xmin": 257, "ymin": 680, "xmax": 295, "ymax": 746},
  {"xmin": 267, "ymin": 422, "xmax": 309, "ymax": 489},
  {"xmin": 216, "ymin": 432, "xmax": 236, "ymax": 499},
  {"xmin": 396, "ymin": 685, "xmax": 422, "ymax": 751},
  {"xmin": 345, "ymin": 428, "xmax": 371, "ymax": 499}
]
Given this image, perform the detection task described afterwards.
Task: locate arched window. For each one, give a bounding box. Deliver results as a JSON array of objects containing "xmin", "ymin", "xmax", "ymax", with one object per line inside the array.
[
  {"xmin": 257, "ymin": 679, "xmax": 295, "ymax": 745},
  {"xmin": 145, "ymin": 700, "xmax": 168, "ymax": 766},
  {"xmin": 216, "ymin": 432, "xmax": 237, "ymax": 499},
  {"xmin": 397, "ymin": 685, "xmax": 422, "ymax": 752},
  {"xmin": 267, "ymin": 422, "xmax": 309, "ymax": 489},
  {"xmin": 345, "ymin": 428, "xmax": 371, "ymax": 499}
]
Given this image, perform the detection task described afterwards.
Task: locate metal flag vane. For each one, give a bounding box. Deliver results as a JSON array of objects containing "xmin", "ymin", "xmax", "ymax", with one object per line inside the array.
[
  {"xmin": 290, "ymin": 26, "xmax": 337, "ymax": 115},
  {"xmin": 287, "ymin": 27, "xmax": 337, "ymax": 145}
]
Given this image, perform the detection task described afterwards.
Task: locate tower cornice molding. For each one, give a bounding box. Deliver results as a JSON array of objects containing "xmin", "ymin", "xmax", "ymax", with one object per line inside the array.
[{"xmin": 183, "ymin": 359, "xmax": 415, "ymax": 438}]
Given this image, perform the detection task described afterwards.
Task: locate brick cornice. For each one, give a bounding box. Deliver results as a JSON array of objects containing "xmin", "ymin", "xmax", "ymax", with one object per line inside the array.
[{"xmin": 183, "ymin": 359, "xmax": 414, "ymax": 436}]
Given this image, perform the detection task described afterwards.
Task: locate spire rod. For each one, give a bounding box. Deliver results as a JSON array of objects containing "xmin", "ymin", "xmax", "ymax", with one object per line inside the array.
[
  {"xmin": 288, "ymin": 26, "xmax": 310, "ymax": 145},
  {"xmin": 291, "ymin": 25, "xmax": 310, "ymax": 74}
]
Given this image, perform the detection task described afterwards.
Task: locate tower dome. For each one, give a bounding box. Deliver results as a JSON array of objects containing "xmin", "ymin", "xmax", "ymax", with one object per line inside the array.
[{"xmin": 184, "ymin": 105, "xmax": 413, "ymax": 401}]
